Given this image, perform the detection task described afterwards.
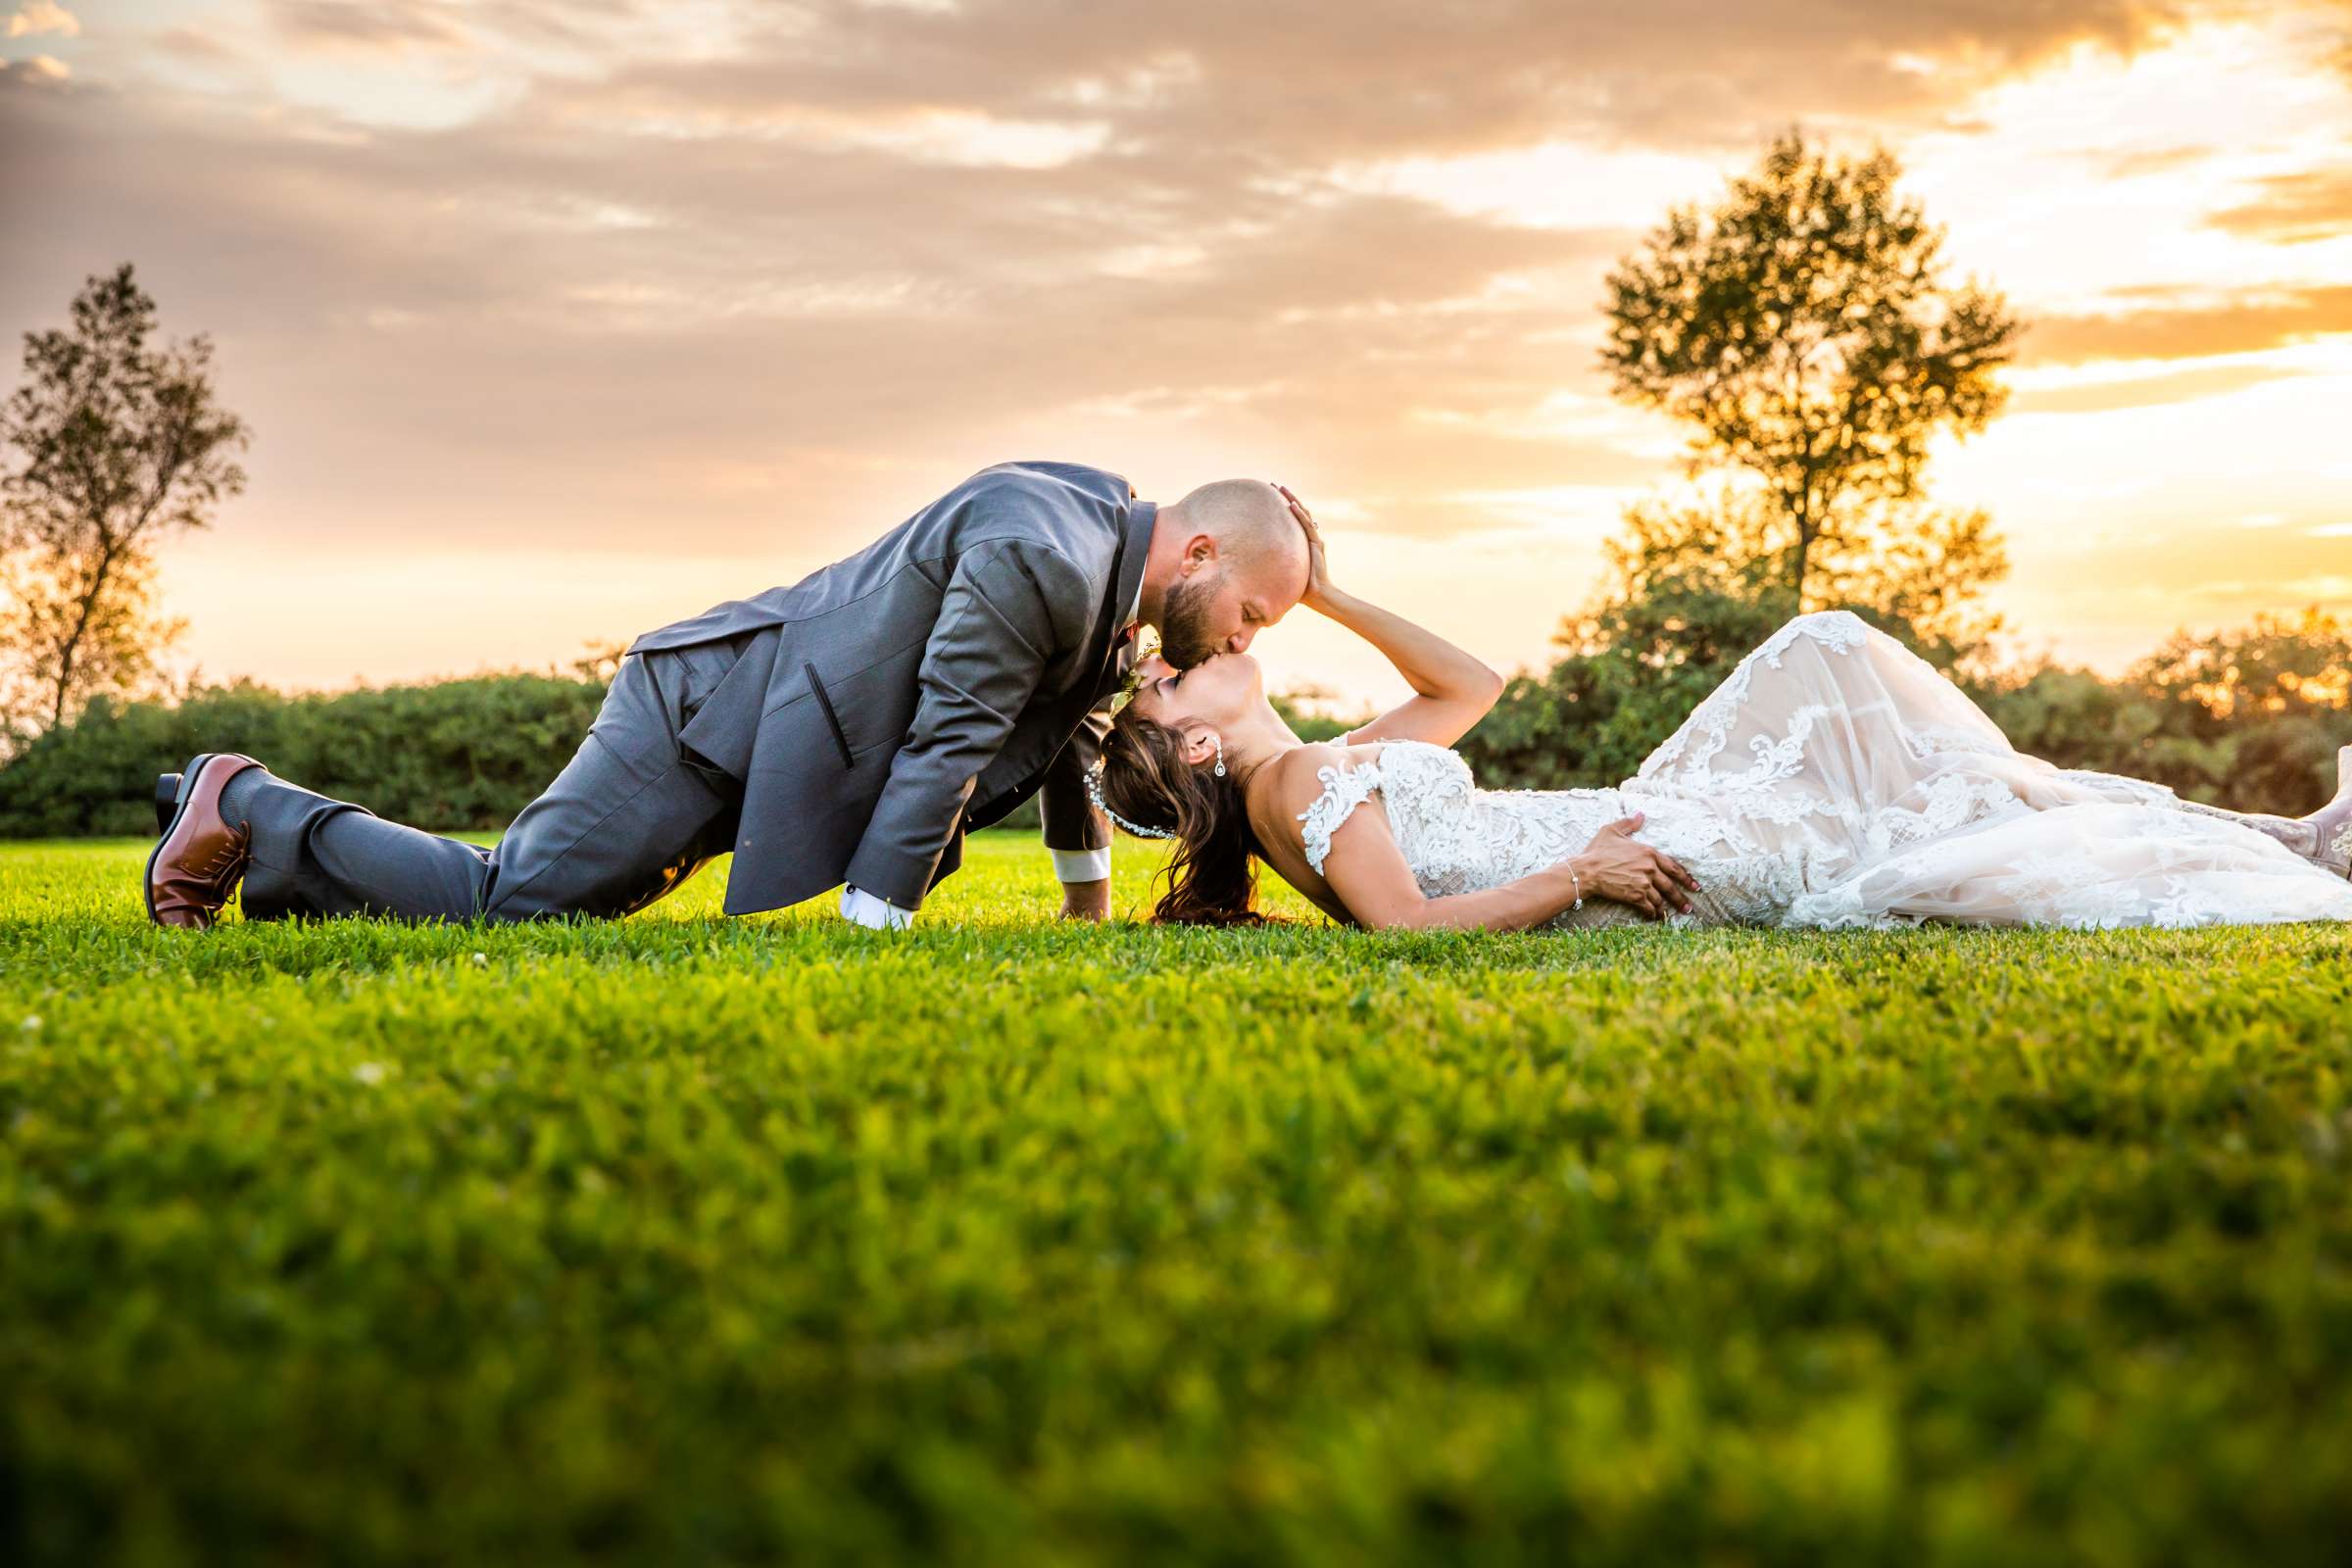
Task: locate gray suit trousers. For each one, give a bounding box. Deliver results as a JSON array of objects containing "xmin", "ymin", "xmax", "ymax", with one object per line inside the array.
[{"xmin": 236, "ymin": 637, "xmax": 752, "ymax": 924}]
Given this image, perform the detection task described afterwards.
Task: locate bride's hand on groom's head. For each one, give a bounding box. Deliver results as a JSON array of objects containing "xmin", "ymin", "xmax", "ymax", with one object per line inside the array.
[{"xmin": 1274, "ymin": 482, "xmax": 1335, "ymax": 611}]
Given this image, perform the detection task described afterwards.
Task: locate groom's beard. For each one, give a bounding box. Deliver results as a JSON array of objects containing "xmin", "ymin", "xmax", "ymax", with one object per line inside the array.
[{"xmin": 1157, "ymin": 575, "xmax": 1221, "ymax": 668}]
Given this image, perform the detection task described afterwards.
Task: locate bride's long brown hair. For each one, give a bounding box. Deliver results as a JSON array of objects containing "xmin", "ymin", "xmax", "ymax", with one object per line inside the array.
[{"xmin": 1097, "ymin": 702, "xmax": 1269, "ymax": 925}]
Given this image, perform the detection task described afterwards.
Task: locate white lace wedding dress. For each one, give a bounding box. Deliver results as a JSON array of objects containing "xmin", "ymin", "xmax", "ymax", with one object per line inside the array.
[{"xmin": 1298, "ymin": 611, "xmax": 2352, "ymax": 930}]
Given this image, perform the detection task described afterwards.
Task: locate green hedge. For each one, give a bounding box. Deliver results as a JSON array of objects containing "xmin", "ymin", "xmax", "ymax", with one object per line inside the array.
[
  {"xmin": 0, "ymin": 671, "xmax": 1364, "ymax": 841},
  {"xmin": 0, "ymin": 671, "xmax": 1059, "ymax": 841},
  {"xmin": 0, "ymin": 674, "xmax": 612, "ymax": 838},
  {"xmin": 12, "ymin": 612, "xmax": 2338, "ymax": 841}
]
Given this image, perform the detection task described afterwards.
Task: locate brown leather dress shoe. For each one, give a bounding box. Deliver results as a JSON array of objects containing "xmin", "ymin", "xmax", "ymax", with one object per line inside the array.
[{"xmin": 146, "ymin": 753, "xmax": 264, "ymax": 930}]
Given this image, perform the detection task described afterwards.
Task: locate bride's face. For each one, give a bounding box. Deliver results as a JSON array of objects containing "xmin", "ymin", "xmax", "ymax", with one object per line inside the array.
[{"xmin": 1127, "ymin": 650, "xmax": 1261, "ymax": 730}]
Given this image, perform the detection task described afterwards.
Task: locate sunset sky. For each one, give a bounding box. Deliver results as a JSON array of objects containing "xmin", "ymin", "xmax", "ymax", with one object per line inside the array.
[{"xmin": 4, "ymin": 0, "xmax": 2350, "ymax": 709}]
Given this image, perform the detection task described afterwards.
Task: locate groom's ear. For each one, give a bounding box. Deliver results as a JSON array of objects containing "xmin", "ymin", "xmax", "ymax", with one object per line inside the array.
[{"xmin": 1180, "ymin": 532, "xmax": 1217, "ymax": 574}]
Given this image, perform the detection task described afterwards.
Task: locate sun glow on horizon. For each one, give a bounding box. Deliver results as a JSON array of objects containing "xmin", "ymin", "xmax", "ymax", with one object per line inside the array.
[
  {"xmin": 3, "ymin": 2, "xmax": 2349, "ymax": 706},
  {"xmin": 1251, "ymin": 12, "xmax": 2352, "ymax": 702}
]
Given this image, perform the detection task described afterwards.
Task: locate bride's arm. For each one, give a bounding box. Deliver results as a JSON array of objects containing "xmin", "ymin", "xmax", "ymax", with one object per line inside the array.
[
  {"xmin": 1280, "ymin": 485, "xmax": 1502, "ymax": 748},
  {"xmin": 1282, "ymin": 756, "xmax": 1697, "ymax": 930},
  {"xmin": 1317, "ymin": 799, "xmax": 1581, "ymax": 930}
]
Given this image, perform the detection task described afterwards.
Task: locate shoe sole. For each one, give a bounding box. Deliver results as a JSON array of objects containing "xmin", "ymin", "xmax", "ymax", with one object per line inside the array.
[
  {"xmin": 154, "ymin": 773, "xmax": 181, "ymax": 835},
  {"xmin": 144, "ymin": 755, "xmax": 225, "ymax": 928}
]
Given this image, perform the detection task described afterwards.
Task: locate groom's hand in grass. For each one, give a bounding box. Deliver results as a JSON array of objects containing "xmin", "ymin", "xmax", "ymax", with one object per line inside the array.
[{"xmin": 1060, "ymin": 878, "xmax": 1111, "ymax": 921}]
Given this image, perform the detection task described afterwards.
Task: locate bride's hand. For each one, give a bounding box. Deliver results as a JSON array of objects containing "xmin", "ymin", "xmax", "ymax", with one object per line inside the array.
[
  {"xmin": 1275, "ymin": 482, "xmax": 1336, "ymax": 612},
  {"xmin": 1573, "ymin": 814, "xmax": 1699, "ymax": 919}
]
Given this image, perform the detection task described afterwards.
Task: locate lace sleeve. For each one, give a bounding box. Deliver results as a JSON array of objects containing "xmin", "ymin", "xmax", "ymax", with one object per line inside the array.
[{"xmin": 1298, "ymin": 760, "xmax": 1384, "ymax": 875}]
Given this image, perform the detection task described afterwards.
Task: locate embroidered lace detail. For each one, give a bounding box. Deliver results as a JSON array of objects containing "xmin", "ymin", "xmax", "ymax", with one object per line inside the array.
[
  {"xmin": 1298, "ymin": 758, "xmax": 1386, "ymax": 876},
  {"xmin": 1280, "ymin": 610, "xmax": 2352, "ymax": 932},
  {"xmin": 1639, "ymin": 611, "xmax": 1871, "ymax": 784},
  {"xmin": 1902, "ymin": 721, "xmax": 2011, "ymax": 760}
]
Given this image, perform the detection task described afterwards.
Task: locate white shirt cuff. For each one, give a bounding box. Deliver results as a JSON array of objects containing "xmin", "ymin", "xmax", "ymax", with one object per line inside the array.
[
  {"xmin": 840, "ymin": 885, "xmax": 914, "ymax": 930},
  {"xmin": 1051, "ymin": 847, "xmax": 1112, "ymax": 884}
]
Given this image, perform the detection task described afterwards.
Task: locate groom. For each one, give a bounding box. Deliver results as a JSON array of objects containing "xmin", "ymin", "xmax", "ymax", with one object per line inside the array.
[{"xmin": 144, "ymin": 462, "xmax": 1311, "ymax": 930}]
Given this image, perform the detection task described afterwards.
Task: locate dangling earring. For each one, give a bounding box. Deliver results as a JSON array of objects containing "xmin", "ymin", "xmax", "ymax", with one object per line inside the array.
[{"xmin": 1211, "ymin": 733, "xmax": 1227, "ymax": 778}]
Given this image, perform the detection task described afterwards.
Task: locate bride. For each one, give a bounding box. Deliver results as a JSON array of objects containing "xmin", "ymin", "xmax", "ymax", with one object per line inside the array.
[{"xmin": 1090, "ymin": 489, "xmax": 2352, "ymax": 931}]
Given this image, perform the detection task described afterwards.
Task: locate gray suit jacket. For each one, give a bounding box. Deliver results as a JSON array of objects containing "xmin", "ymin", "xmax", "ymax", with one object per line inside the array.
[{"xmin": 626, "ymin": 461, "xmax": 1152, "ymax": 916}]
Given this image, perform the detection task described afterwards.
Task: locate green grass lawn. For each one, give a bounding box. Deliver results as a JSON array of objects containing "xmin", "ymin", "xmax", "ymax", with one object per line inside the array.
[{"xmin": 5, "ymin": 832, "xmax": 2351, "ymax": 1565}]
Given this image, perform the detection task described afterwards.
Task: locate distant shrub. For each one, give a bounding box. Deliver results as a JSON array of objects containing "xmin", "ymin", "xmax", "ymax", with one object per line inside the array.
[
  {"xmin": 12, "ymin": 607, "xmax": 2342, "ymax": 839},
  {"xmin": 1271, "ymin": 691, "xmax": 1361, "ymax": 745},
  {"xmin": 0, "ymin": 672, "xmax": 610, "ymax": 838},
  {"xmin": 1457, "ymin": 596, "xmax": 2350, "ymax": 819},
  {"xmin": 1973, "ymin": 610, "xmax": 2352, "ymax": 816}
]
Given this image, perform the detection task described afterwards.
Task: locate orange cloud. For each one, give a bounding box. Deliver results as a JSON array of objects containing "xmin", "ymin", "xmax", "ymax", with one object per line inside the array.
[
  {"xmin": 2206, "ymin": 166, "xmax": 2352, "ymax": 244},
  {"xmin": 265, "ymin": 0, "xmax": 468, "ymax": 55},
  {"xmin": 4, "ymin": 1, "xmax": 76, "ymax": 41},
  {"xmin": 2019, "ymin": 285, "xmax": 2352, "ymax": 363},
  {"xmin": 2007, "ymin": 362, "xmax": 2315, "ymax": 414},
  {"xmin": 0, "ymin": 51, "xmax": 65, "ymax": 80}
]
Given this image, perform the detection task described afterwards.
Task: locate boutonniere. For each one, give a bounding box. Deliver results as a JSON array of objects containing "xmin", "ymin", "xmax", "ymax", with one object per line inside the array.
[{"xmin": 1110, "ymin": 633, "xmax": 1161, "ymax": 708}]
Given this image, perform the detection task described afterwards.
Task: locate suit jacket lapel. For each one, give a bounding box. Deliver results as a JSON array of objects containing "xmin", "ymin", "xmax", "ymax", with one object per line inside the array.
[{"xmin": 1091, "ymin": 497, "xmax": 1155, "ymax": 699}]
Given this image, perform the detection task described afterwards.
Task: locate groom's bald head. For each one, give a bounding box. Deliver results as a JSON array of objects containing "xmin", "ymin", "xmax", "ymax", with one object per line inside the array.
[
  {"xmin": 1172, "ymin": 478, "xmax": 1296, "ymax": 557},
  {"xmin": 1148, "ymin": 478, "xmax": 1311, "ymax": 665}
]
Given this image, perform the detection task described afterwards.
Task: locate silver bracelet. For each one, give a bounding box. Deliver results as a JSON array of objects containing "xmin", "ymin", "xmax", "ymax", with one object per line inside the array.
[{"xmin": 1570, "ymin": 866, "xmax": 1583, "ymax": 910}]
